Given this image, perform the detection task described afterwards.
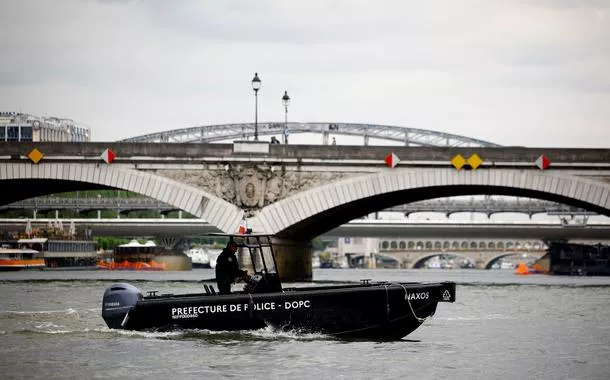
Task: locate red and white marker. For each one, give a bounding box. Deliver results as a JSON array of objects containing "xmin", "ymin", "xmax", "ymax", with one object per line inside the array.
[
  {"xmin": 237, "ymin": 219, "xmax": 247, "ymax": 234},
  {"xmin": 100, "ymin": 148, "xmax": 116, "ymax": 164},
  {"xmin": 534, "ymin": 154, "xmax": 550, "ymax": 170},
  {"xmin": 384, "ymin": 152, "xmax": 400, "ymax": 168}
]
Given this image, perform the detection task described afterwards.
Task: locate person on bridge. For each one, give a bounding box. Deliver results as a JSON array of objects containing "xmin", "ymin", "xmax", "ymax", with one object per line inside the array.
[{"xmin": 215, "ymin": 240, "xmax": 249, "ymax": 294}]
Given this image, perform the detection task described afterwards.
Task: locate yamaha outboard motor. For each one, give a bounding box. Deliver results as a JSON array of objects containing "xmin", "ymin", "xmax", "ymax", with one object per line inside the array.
[{"xmin": 101, "ymin": 283, "xmax": 143, "ymax": 329}]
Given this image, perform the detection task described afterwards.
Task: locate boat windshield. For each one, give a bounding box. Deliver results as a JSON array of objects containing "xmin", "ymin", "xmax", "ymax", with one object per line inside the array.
[
  {"xmin": 258, "ymin": 245, "xmax": 277, "ymax": 274},
  {"xmin": 207, "ymin": 233, "xmax": 280, "ymax": 277},
  {"xmin": 241, "ymin": 235, "xmax": 278, "ymax": 275}
]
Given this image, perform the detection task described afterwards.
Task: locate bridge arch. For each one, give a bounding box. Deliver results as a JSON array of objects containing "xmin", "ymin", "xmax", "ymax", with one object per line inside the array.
[
  {"xmin": 120, "ymin": 122, "xmax": 500, "ymax": 147},
  {"xmin": 381, "ymin": 250, "xmax": 545, "ymax": 269},
  {"xmin": 373, "ymin": 253, "xmax": 401, "ymax": 268},
  {"xmin": 0, "ymin": 163, "xmax": 244, "ymax": 233},
  {"xmin": 253, "ymin": 168, "xmax": 610, "ymax": 240},
  {"xmin": 410, "ymin": 252, "xmax": 469, "ymax": 269},
  {"xmin": 483, "ymin": 252, "xmax": 542, "ymax": 269}
]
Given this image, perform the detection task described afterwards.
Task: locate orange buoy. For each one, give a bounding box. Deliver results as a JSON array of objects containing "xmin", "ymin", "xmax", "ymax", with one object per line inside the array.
[{"xmin": 514, "ymin": 261, "xmax": 530, "ymax": 275}]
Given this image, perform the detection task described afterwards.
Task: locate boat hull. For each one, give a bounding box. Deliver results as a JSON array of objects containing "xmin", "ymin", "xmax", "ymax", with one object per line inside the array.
[
  {"xmin": 0, "ymin": 259, "xmax": 46, "ymax": 271},
  {"xmin": 103, "ymin": 282, "xmax": 455, "ymax": 340}
]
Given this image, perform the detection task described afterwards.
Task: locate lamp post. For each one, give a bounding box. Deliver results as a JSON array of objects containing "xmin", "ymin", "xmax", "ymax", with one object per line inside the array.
[
  {"xmin": 251, "ymin": 72, "xmax": 261, "ymax": 141},
  {"xmin": 281, "ymin": 90, "xmax": 290, "ymax": 144}
]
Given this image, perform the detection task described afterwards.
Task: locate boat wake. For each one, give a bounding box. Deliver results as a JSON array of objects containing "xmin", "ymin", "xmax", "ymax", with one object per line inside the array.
[
  {"xmin": 1, "ymin": 307, "xmax": 80, "ymax": 316},
  {"xmin": 3, "ymin": 315, "xmax": 333, "ymax": 341},
  {"xmin": 105, "ymin": 324, "xmax": 333, "ymax": 342},
  {"xmin": 437, "ymin": 313, "xmax": 511, "ymax": 321},
  {"xmin": 0, "ymin": 307, "xmax": 98, "ymax": 335}
]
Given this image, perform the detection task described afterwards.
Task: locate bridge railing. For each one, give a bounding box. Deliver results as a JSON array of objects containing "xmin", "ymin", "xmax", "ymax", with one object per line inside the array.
[{"xmin": 0, "ymin": 197, "xmax": 176, "ymax": 212}]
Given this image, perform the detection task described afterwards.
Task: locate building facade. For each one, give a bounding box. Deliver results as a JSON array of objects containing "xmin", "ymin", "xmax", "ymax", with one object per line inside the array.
[{"xmin": 0, "ymin": 112, "xmax": 90, "ymax": 142}]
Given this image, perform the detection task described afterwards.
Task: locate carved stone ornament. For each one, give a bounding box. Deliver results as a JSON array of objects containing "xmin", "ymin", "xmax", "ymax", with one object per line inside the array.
[
  {"xmin": 233, "ymin": 166, "xmax": 266, "ymax": 208},
  {"xmin": 154, "ymin": 166, "xmax": 355, "ymax": 215}
]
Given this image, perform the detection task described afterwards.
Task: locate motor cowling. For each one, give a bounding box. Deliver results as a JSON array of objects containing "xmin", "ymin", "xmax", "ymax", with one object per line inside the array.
[{"xmin": 101, "ymin": 283, "xmax": 142, "ymax": 329}]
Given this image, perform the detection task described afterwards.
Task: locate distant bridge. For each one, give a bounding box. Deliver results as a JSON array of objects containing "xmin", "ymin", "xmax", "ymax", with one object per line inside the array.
[
  {"xmin": 0, "ymin": 195, "xmax": 595, "ymax": 218},
  {"xmin": 2, "ymin": 218, "xmax": 609, "ymax": 241},
  {"xmin": 379, "ymin": 198, "xmax": 593, "ymax": 217},
  {"xmin": 378, "ymin": 248, "xmax": 547, "ymax": 270},
  {"xmin": 119, "ymin": 122, "xmax": 502, "ymax": 147}
]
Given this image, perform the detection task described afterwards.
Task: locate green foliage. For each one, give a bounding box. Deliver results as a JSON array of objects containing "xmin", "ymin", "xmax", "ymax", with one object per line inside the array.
[
  {"xmin": 0, "ymin": 210, "xmax": 31, "ymax": 218},
  {"xmin": 312, "ymin": 237, "xmax": 333, "ymax": 251},
  {"xmin": 188, "ymin": 236, "xmax": 228, "ymax": 248},
  {"xmin": 318, "ymin": 251, "xmax": 331, "ymax": 262},
  {"xmin": 95, "ymin": 236, "xmax": 130, "ymax": 250}
]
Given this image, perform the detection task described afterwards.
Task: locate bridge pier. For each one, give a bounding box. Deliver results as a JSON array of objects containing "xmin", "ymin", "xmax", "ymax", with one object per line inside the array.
[
  {"xmin": 239, "ymin": 237, "xmax": 312, "ymax": 281},
  {"xmin": 271, "ymin": 238, "xmax": 312, "ymax": 281}
]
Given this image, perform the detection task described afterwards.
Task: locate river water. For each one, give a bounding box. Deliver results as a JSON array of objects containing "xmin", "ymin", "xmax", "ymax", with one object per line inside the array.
[{"xmin": 1, "ymin": 268, "xmax": 609, "ymax": 380}]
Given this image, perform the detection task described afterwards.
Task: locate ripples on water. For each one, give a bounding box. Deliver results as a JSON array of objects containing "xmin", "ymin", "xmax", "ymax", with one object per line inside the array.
[{"xmin": 0, "ymin": 269, "xmax": 609, "ymax": 380}]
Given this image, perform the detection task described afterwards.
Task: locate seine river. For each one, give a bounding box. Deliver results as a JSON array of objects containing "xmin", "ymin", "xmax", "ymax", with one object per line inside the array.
[{"xmin": 1, "ymin": 269, "xmax": 609, "ymax": 380}]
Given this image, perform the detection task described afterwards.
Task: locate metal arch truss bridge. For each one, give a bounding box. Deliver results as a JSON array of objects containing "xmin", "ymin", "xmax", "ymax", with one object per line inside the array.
[
  {"xmin": 119, "ymin": 122, "xmax": 501, "ymax": 147},
  {"xmin": 1, "ymin": 196, "xmax": 595, "ymax": 218}
]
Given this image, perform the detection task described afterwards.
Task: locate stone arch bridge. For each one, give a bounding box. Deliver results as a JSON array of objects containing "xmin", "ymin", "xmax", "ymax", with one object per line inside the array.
[
  {"xmin": 377, "ymin": 238, "xmax": 548, "ymax": 269},
  {"xmin": 2, "ymin": 142, "xmax": 610, "ymax": 279}
]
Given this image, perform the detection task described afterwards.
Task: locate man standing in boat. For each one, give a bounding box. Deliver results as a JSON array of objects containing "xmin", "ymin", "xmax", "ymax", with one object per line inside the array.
[{"xmin": 215, "ymin": 240, "xmax": 249, "ymax": 294}]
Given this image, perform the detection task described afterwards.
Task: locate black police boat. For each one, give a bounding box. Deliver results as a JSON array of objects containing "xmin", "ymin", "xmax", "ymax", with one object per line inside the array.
[{"xmin": 102, "ymin": 234, "xmax": 456, "ymax": 340}]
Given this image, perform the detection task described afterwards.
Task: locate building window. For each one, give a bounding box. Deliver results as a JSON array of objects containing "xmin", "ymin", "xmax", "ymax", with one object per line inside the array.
[
  {"xmin": 20, "ymin": 126, "xmax": 32, "ymax": 141},
  {"xmin": 7, "ymin": 126, "xmax": 19, "ymax": 141}
]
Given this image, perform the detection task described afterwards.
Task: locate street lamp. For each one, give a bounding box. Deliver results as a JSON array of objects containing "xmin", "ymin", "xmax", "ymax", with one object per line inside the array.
[
  {"xmin": 281, "ymin": 90, "xmax": 290, "ymax": 144},
  {"xmin": 251, "ymin": 72, "xmax": 261, "ymax": 141}
]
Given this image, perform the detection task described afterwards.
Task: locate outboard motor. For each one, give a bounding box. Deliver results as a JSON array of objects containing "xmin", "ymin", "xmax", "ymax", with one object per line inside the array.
[{"xmin": 101, "ymin": 283, "xmax": 142, "ymax": 329}]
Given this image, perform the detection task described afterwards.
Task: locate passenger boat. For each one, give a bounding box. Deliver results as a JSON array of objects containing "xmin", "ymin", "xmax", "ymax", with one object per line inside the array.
[
  {"xmin": 97, "ymin": 239, "xmax": 190, "ymax": 271},
  {"xmin": 102, "ymin": 234, "xmax": 456, "ymax": 340},
  {"xmin": 0, "ymin": 247, "xmax": 46, "ymax": 271},
  {"xmin": 184, "ymin": 247, "xmax": 221, "ymax": 269}
]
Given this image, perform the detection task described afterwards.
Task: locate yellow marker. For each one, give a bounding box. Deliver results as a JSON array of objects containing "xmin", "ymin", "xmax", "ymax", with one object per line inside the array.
[
  {"xmin": 467, "ymin": 154, "xmax": 482, "ymax": 170},
  {"xmin": 28, "ymin": 148, "xmax": 44, "ymax": 164},
  {"xmin": 451, "ymin": 154, "xmax": 466, "ymax": 170}
]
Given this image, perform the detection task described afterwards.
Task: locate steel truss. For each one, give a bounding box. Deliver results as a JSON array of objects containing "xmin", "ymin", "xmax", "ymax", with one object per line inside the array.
[{"xmin": 120, "ymin": 122, "xmax": 501, "ymax": 147}]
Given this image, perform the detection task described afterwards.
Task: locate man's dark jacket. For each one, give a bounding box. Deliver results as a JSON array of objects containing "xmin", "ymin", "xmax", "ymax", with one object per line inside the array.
[{"xmin": 215, "ymin": 248, "xmax": 246, "ymax": 288}]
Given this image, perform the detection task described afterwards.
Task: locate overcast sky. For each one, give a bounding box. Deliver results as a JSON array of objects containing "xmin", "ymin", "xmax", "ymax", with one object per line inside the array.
[{"xmin": 1, "ymin": 0, "xmax": 608, "ymax": 146}]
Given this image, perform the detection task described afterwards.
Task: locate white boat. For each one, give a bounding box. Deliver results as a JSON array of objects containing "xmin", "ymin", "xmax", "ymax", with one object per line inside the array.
[
  {"xmin": 426, "ymin": 256, "xmax": 442, "ymax": 269},
  {"xmin": 185, "ymin": 247, "xmax": 221, "ymax": 268}
]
